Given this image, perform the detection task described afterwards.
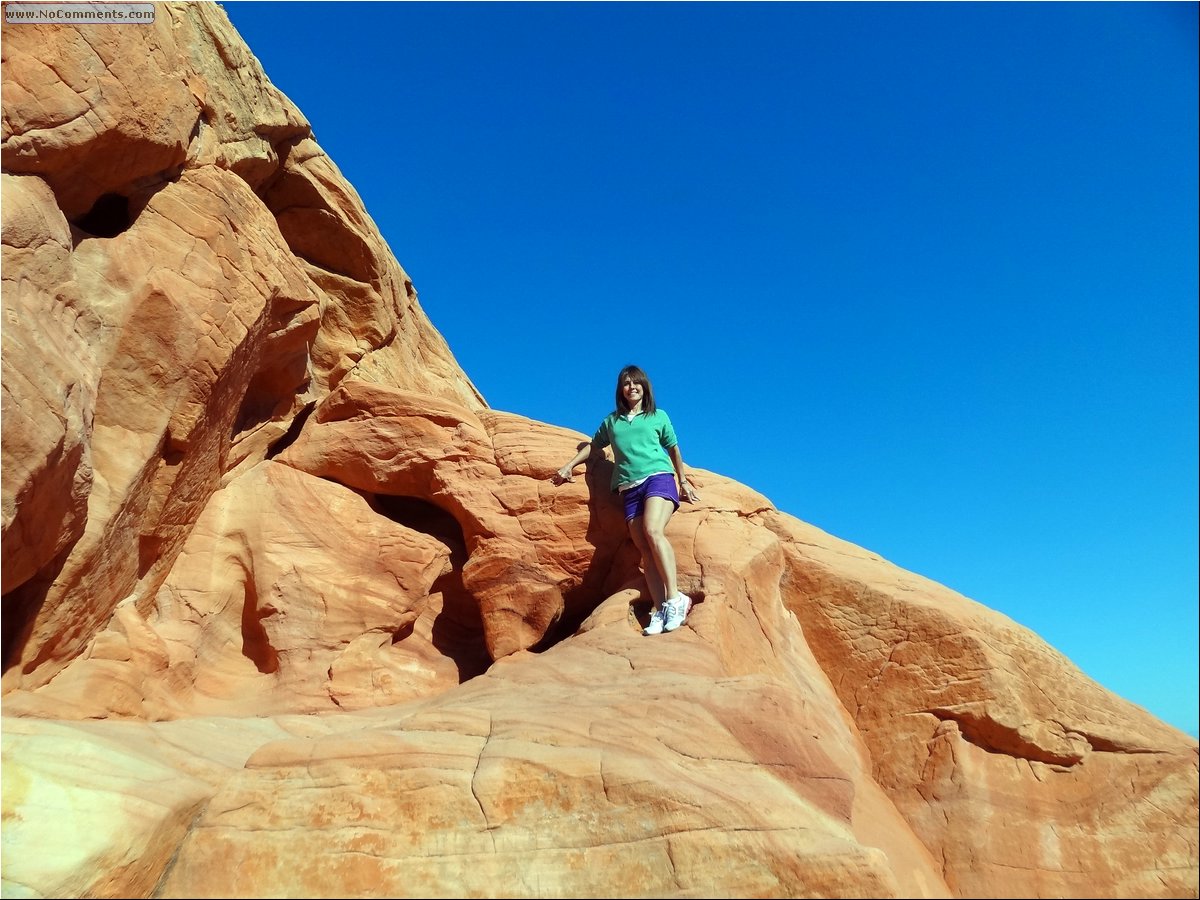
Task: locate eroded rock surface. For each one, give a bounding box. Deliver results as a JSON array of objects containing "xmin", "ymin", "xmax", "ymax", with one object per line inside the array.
[{"xmin": 2, "ymin": 5, "xmax": 1196, "ymax": 899}]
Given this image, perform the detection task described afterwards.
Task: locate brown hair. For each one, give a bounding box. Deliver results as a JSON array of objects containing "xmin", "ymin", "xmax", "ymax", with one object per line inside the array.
[{"xmin": 614, "ymin": 364, "xmax": 656, "ymax": 415}]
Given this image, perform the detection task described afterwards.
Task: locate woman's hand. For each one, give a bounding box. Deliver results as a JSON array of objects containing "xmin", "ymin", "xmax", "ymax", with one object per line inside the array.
[
  {"xmin": 554, "ymin": 443, "xmax": 591, "ymax": 485},
  {"xmin": 680, "ymin": 479, "xmax": 700, "ymax": 503}
]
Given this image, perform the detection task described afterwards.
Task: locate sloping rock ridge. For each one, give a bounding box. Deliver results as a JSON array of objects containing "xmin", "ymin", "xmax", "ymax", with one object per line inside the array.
[{"xmin": 2, "ymin": 5, "xmax": 1196, "ymax": 899}]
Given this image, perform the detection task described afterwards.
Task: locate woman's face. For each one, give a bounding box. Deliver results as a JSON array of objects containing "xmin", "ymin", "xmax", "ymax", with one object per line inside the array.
[{"xmin": 622, "ymin": 378, "xmax": 644, "ymax": 408}]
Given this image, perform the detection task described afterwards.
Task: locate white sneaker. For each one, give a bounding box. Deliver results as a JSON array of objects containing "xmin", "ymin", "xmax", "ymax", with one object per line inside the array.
[
  {"xmin": 663, "ymin": 594, "xmax": 692, "ymax": 632},
  {"xmin": 643, "ymin": 604, "xmax": 666, "ymax": 636}
]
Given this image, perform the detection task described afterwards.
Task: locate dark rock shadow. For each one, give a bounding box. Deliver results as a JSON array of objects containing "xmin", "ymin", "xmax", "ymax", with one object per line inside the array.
[
  {"xmin": 534, "ymin": 444, "xmax": 642, "ymax": 648},
  {"xmin": 1, "ymin": 544, "xmax": 72, "ymax": 677}
]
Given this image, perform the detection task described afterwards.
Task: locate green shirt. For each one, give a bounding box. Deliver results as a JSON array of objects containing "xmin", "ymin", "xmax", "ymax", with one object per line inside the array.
[{"xmin": 592, "ymin": 409, "xmax": 678, "ymax": 491}]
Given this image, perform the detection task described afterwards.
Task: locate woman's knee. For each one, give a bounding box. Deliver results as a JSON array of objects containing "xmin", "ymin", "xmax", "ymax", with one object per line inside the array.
[{"xmin": 643, "ymin": 522, "xmax": 668, "ymax": 545}]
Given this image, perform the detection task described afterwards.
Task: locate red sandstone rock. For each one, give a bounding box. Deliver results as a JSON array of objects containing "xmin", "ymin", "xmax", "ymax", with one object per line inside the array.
[{"xmin": 2, "ymin": 5, "xmax": 1195, "ymax": 900}]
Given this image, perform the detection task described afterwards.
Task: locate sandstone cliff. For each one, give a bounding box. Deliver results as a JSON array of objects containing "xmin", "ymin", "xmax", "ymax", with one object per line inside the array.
[{"xmin": 2, "ymin": 5, "xmax": 1196, "ymax": 899}]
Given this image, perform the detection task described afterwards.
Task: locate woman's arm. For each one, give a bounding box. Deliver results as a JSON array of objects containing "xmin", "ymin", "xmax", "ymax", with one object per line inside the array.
[
  {"xmin": 554, "ymin": 442, "xmax": 593, "ymax": 483},
  {"xmin": 669, "ymin": 445, "xmax": 699, "ymax": 503}
]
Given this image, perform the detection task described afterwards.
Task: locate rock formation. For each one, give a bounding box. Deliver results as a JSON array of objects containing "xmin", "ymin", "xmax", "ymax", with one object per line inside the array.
[{"xmin": 2, "ymin": 5, "xmax": 1196, "ymax": 899}]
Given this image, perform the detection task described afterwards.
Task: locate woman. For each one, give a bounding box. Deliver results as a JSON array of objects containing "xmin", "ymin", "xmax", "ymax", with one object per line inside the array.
[{"xmin": 554, "ymin": 365, "xmax": 700, "ymax": 635}]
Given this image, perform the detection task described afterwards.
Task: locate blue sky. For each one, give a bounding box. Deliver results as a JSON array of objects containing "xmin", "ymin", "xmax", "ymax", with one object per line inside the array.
[{"xmin": 222, "ymin": 1, "xmax": 1198, "ymax": 737}]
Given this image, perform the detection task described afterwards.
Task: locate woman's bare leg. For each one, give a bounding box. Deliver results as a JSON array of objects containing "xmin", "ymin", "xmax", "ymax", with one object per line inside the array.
[
  {"xmin": 628, "ymin": 516, "xmax": 667, "ymax": 606},
  {"xmin": 639, "ymin": 496, "xmax": 678, "ymax": 601}
]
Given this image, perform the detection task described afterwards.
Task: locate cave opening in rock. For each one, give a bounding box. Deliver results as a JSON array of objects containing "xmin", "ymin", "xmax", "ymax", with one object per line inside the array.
[
  {"xmin": 373, "ymin": 495, "xmax": 466, "ymax": 563},
  {"xmin": 370, "ymin": 493, "xmax": 490, "ymax": 681},
  {"xmin": 73, "ymin": 192, "xmax": 133, "ymax": 238}
]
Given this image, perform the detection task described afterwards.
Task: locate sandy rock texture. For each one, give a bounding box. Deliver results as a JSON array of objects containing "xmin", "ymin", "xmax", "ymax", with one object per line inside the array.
[{"xmin": 2, "ymin": 5, "xmax": 1196, "ymax": 899}]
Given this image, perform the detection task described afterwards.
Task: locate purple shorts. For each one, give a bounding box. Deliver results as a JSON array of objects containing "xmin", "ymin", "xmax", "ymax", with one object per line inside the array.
[{"xmin": 621, "ymin": 473, "xmax": 680, "ymax": 521}]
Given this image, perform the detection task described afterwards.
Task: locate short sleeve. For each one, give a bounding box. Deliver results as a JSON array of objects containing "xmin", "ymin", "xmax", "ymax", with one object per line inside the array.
[
  {"xmin": 592, "ymin": 417, "xmax": 611, "ymax": 450},
  {"xmin": 657, "ymin": 411, "xmax": 678, "ymax": 449}
]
